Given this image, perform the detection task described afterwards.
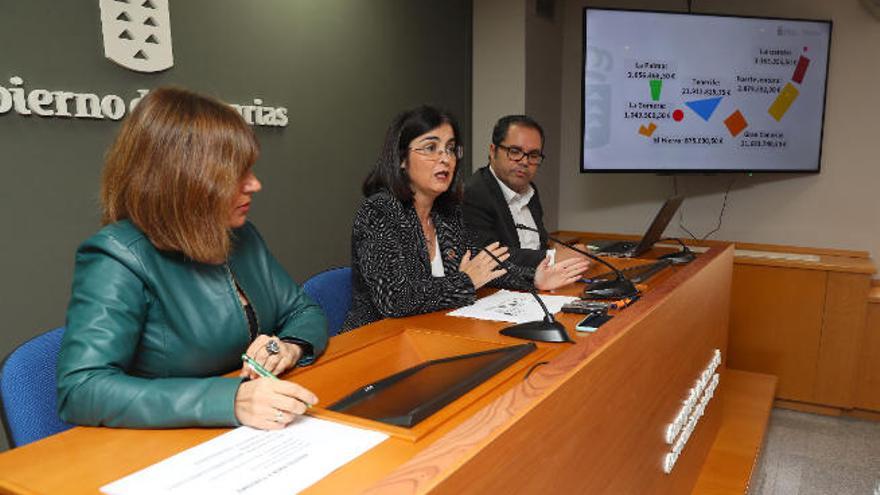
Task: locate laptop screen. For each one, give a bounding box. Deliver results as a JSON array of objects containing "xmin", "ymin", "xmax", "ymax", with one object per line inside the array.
[{"xmin": 631, "ymin": 196, "xmax": 684, "ymax": 256}]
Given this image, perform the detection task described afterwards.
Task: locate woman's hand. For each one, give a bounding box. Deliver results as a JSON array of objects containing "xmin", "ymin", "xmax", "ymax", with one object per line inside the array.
[
  {"xmin": 234, "ymin": 378, "xmax": 318, "ymax": 430},
  {"xmin": 240, "ymin": 335, "xmax": 302, "ymax": 380},
  {"xmin": 534, "ymin": 256, "xmax": 590, "ymax": 291},
  {"xmin": 460, "ymin": 242, "xmax": 509, "ymax": 290}
]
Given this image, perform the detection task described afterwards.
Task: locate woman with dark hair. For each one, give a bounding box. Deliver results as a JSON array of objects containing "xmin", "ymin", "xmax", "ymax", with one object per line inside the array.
[
  {"xmin": 57, "ymin": 87, "xmax": 327, "ymax": 430},
  {"xmin": 342, "ymin": 106, "xmax": 589, "ymax": 331}
]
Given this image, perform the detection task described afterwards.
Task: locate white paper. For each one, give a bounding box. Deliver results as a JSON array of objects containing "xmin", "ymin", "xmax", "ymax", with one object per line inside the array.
[
  {"xmin": 100, "ymin": 416, "xmax": 388, "ymax": 495},
  {"xmin": 447, "ymin": 289, "xmax": 577, "ymax": 323}
]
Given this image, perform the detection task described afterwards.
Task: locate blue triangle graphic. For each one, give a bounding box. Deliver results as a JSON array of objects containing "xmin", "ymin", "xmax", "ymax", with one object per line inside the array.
[{"xmin": 685, "ymin": 97, "xmax": 723, "ymax": 122}]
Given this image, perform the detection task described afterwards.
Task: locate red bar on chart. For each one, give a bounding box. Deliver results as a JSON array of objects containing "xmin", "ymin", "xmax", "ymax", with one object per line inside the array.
[{"xmin": 792, "ymin": 55, "xmax": 810, "ymax": 84}]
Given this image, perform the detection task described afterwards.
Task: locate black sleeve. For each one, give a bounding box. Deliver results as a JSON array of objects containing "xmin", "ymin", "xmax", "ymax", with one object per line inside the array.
[
  {"xmin": 353, "ymin": 201, "xmax": 477, "ymax": 318},
  {"xmin": 458, "ymin": 209, "xmax": 535, "ymax": 292}
]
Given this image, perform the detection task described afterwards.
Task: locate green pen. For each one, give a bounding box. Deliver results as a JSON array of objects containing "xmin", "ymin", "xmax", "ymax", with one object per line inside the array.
[
  {"xmin": 241, "ymin": 353, "xmax": 277, "ymax": 380},
  {"xmin": 240, "ymin": 353, "xmax": 312, "ymax": 409}
]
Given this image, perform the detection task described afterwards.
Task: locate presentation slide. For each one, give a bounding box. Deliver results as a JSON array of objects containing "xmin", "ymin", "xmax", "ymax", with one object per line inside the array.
[{"xmin": 582, "ymin": 10, "xmax": 831, "ymax": 172}]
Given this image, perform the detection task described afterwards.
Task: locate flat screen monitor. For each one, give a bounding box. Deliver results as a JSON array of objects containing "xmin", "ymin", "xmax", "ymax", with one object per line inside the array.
[
  {"xmin": 581, "ymin": 8, "xmax": 831, "ymax": 173},
  {"xmin": 328, "ymin": 343, "xmax": 536, "ymax": 428}
]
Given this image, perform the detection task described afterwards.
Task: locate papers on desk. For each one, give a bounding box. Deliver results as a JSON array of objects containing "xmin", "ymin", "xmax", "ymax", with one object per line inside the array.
[
  {"xmin": 100, "ymin": 416, "xmax": 388, "ymax": 495},
  {"xmin": 447, "ymin": 289, "xmax": 577, "ymax": 324}
]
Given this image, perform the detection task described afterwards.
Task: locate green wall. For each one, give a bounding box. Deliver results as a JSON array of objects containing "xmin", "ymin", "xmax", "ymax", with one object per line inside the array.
[{"xmin": 0, "ymin": 0, "xmax": 472, "ymax": 450}]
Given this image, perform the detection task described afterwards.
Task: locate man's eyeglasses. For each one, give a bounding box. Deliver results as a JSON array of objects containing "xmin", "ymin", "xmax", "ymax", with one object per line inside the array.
[
  {"xmin": 409, "ymin": 143, "xmax": 464, "ymax": 161},
  {"xmin": 497, "ymin": 144, "xmax": 544, "ymax": 165}
]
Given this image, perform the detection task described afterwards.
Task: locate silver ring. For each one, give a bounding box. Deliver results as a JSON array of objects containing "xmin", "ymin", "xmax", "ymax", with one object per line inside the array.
[
  {"xmin": 265, "ymin": 339, "xmax": 280, "ymax": 355},
  {"xmin": 274, "ymin": 410, "xmax": 283, "ymax": 423}
]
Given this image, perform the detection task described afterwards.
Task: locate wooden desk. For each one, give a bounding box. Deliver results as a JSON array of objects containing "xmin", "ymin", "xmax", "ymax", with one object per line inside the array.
[
  {"xmin": 558, "ymin": 231, "xmax": 878, "ymax": 415},
  {"xmin": 0, "ymin": 246, "xmax": 734, "ymax": 494}
]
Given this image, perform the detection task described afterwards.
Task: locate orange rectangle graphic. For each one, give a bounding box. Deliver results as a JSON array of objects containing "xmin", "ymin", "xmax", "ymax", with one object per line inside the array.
[
  {"xmin": 768, "ymin": 83, "xmax": 799, "ymax": 122},
  {"xmin": 723, "ymin": 110, "xmax": 748, "ymax": 137}
]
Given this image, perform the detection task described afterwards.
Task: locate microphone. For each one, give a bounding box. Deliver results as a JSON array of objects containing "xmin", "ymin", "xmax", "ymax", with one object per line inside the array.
[
  {"xmin": 657, "ymin": 237, "xmax": 696, "ymax": 265},
  {"xmin": 478, "ymin": 246, "xmax": 573, "ymax": 343},
  {"xmin": 515, "ymin": 224, "xmax": 639, "ymax": 300}
]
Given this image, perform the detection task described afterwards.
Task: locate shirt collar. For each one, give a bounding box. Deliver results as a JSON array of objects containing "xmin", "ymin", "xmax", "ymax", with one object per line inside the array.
[{"xmin": 489, "ymin": 165, "xmax": 534, "ymax": 207}]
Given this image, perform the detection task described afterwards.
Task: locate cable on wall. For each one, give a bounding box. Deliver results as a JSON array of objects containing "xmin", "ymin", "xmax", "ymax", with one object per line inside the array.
[{"xmin": 672, "ymin": 175, "xmax": 736, "ymax": 241}]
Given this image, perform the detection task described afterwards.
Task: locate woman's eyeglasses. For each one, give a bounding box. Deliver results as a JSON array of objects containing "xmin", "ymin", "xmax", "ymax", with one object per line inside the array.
[{"xmin": 409, "ymin": 143, "xmax": 464, "ymax": 161}]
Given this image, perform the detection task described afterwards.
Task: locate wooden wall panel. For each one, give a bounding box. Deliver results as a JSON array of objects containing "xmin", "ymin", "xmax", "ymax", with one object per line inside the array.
[
  {"xmin": 727, "ymin": 265, "xmax": 825, "ymax": 401},
  {"xmin": 855, "ymin": 290, "xmax": 880, "ymax": 411},
  {"xmin": 812, "ymin": 273, "xmax": 871, "ymax": 406}
]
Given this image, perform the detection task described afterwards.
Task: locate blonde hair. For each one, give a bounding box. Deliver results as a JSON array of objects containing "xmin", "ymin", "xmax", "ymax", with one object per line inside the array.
[{"xmin": 101, "ymin": 87, "xmax": 259, "ymax": 263}]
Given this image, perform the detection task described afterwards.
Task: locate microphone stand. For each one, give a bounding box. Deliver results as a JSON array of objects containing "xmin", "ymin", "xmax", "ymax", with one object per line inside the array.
[
  {"xmin": 478, "ymin": 247, "xmax": 573, "ymax": 343},
  {"xmin": 515, "ymin": 224, "xmax": 639, "ymax": 300}
]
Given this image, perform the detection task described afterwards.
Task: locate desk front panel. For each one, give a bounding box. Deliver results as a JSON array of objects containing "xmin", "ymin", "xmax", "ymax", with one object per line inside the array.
[
  {"xmin": 0, "ymin": 246, "xmax": 734, "ymax": 495},
  {"xmin": 359, "ymin": 246, "xmax": 733, "ymax": 494}
]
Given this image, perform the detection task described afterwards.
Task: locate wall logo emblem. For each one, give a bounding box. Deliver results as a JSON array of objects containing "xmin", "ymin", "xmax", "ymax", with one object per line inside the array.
[{"xmin": 99, "ymin": 0, "xmax": 173, "ymax": 73}]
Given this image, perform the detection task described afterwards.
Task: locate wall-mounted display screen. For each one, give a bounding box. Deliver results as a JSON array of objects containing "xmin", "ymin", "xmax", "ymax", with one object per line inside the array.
[{"xmin": 581, "ymin": 8, "xmax": 831, "ymax": 173}]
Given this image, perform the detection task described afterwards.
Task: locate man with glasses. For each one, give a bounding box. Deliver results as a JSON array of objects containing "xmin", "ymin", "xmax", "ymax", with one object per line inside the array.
[{"xmin": 463, "ymin": 115, "xmax": 587, "ymax": 268}]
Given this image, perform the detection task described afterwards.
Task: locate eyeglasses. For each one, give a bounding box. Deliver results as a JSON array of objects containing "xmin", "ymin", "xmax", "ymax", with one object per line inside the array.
[
  {"xmin": 497, "ymin": 144, "xmax": 544, "ymax": 165},
  {"xmin": 409, "ymin": 143, "xmax": 464, "ymax": 161}
]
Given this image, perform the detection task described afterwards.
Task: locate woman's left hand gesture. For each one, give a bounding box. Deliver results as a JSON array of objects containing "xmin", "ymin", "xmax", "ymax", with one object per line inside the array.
[
  {"xmin": 534, "ymin": 256, "xmax": 590, "ymax": 291},
  {"xmin": 240, "ymin": 335, "xmax": 303, "ymax": 379}
]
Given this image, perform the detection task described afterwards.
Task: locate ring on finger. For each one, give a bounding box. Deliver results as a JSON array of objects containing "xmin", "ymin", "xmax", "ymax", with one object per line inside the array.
[
  {"xmin": 274, "ymin": 410, "xmax": 283, "ymax": 423},
  {"xmin": 265, "ymin": 339, "xmax": 281, "ymax": 356}
]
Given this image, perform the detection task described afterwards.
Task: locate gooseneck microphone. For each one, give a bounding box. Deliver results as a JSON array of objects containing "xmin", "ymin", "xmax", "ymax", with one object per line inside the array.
[
  {"xmin": 515, "ymin": 224, "xmax": 639, "ymax": 300},
  {"xmin": 657, "ymin": 237, "xmax": 696, "ymax": 265},
  {"xmin": 478, "ymin": 246, "xmax": 573, "ymax": 343}
]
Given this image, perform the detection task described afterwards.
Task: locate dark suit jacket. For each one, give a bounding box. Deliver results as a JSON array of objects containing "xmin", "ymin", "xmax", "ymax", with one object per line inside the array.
[
  {"xmin": 342, "ymin": 192, "xmax": 534, "ymax": 332},
  {"xmin": 462, "ymin": 166, "xmax": 549, "ymax": 268}
]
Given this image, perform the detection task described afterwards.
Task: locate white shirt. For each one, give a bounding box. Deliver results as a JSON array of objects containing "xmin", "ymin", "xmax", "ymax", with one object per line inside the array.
[
  {"xmin": 489, "ymin": 166, "xmax": 541, "ymax": 249},
  {"xmin": 431, "ymin": 235, "xmax": 445, "ymax": 277},
  {"xmin": 489, "ymin": 166, "xmax": 555, "ymax": 264}
]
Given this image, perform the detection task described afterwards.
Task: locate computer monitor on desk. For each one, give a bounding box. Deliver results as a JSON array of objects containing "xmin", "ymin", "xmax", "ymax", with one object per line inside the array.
[
  {"xmin": 328, "ymin": 344, "xmax": 536, "ymax": 427},
  {"xmin": 591, "ymin": 196, "xmax": 683, "ymax": 258}
]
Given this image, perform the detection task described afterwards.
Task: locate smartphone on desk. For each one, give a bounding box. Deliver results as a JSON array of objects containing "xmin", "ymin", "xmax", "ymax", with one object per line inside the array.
[
  {"xmin": 575, "ymin": 312, "xmax": 612, "ymax": 333},
  {"xmin": 561, "ymin": 299, "xmax": 610, "ymax": 314}
]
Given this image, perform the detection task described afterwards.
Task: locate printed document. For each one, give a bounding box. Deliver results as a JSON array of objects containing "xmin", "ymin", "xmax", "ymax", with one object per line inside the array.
[
  {"xmin": 447, "ymin": 289, "xmax": 577, "ymax": 323},
  {"xmin": 100, "ymin": 416, "xmax": 388, "ymax": 495}
]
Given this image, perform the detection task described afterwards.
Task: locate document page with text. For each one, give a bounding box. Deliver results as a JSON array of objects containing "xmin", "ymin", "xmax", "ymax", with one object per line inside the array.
[{"xmin": 101, "ymin": 416, "xmax": 388, "ymax": 495}]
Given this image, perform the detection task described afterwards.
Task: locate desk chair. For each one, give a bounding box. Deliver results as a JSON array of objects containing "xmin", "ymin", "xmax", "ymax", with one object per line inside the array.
[
  {"xmin": 303, "ymin": 267, "xmax": 352, "ymax": 337},
  {"xmin": 0, "ymin": 327, "xmax": 73, "ymax": 448}
]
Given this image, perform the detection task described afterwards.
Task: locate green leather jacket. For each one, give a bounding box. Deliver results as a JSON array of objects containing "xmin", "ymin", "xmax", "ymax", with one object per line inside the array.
[{"xmin": 57, "ymin": 220, "xmax": 328, "ymax": 428}]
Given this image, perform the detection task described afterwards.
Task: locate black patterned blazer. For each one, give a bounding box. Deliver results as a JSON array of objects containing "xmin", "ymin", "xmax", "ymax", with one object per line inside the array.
[{"xmin": 341, "ymin": 192, "xmax": 534, "ymax": 332}]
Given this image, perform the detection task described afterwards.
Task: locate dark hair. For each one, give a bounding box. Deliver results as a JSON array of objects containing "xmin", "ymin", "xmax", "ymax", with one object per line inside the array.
[
  {"xmin": 102, "ymin": 87, "xmax": 259, "ymax": 263},
  {"xmin": 490, "ymin": 114, "xmax": 545, "ymax": 149},
  {"xmin": 362, "ymin": 105, "xmax": 464, "ymax": 212}
]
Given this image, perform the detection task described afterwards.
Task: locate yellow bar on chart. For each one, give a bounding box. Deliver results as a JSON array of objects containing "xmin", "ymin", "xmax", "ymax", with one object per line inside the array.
[{"xmin": 767, "ymin": 82, "xmax": 799, "ymax": 122}]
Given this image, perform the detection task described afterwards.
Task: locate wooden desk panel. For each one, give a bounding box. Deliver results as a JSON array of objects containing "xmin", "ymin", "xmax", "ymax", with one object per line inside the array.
[
  {"xmin": 0, "ymin": 246, "xmax": 735, "ymax": 495},
  {"xmin": 855, "ymin": 289, "xmax": 880, "ymax": 411},
  {"xmin": 557, "ymin": 231, "xmax": 878, "ymax": 413},
  {"xmin": 359, "ymin": 247, "xmax": 733, "ymax": 494},
  {"xmin": 727, "ymin": 264, "xmax": 824, "ymax": 402},
  {"xmin": 813, "ymin": 272, "xmax": 872, "ymax": 407}
]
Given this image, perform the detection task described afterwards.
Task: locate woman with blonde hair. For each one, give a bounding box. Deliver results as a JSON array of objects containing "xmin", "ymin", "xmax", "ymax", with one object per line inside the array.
[{"xmin": 57, "ymin": 87, "xmax": 326, "ymax": 430}]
